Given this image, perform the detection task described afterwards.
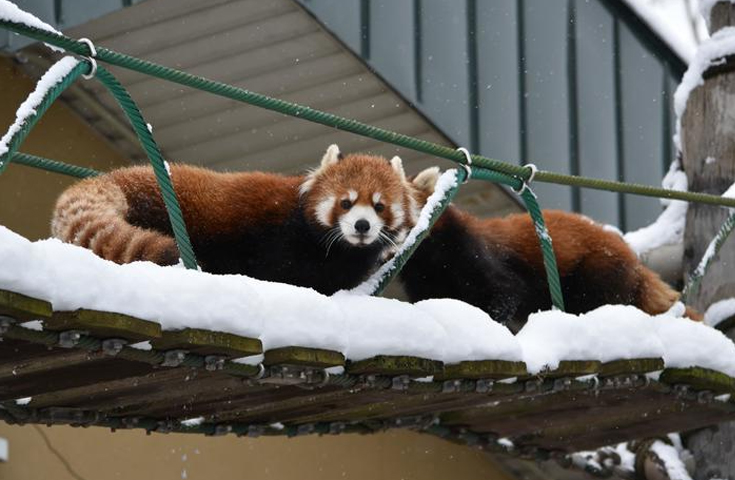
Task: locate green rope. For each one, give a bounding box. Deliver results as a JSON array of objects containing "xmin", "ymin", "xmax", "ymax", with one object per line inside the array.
[
  {"xmin": 3, "ymin": 19, "xmax": 735, "ymax": 209},
  {"xmin": 11, "ymin": 152, "xmax": 100, "ymax": 178},
  {"xmin": 369, "ymin": 169, "xmax": 466, "ymax": 296},
  {"xmin": 469, "ymin": 167, "xmax": 565, "ymax": 311},
  {"xmin": 93, "ymin": 65, "xmax": 198, "ymax": 270},
  {"xmin": 681, "ymin": 209, "xmax": 735, "ymax": 303},
  {"xmin": 0, "ymin": 60, "xmax": 87, "ymax": 174}
]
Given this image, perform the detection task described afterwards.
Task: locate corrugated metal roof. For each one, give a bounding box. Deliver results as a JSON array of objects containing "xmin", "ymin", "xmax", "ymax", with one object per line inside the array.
[{"xmin": 16, "ymin": 0, "xmax": 518, "ymax": 214}]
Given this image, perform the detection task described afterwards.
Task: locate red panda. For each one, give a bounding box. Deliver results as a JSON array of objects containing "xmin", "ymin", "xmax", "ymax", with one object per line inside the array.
[
  {"xmin": 400, "ymin": 167, "xmax": 700, "ymax": 330},
  {"xmin": 51, "ymin": 145, "xmax": 420, "ymax": 295}
]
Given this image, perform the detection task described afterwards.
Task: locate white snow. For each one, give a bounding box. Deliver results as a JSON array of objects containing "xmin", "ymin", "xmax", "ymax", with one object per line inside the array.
[
  {"xmin": 0, "ymin": 0, "xmax": 64, "ymax": 52},
  {"xmin": 650, "ymin": 440, "xmax": 694, "ymax": 480},
  {"xmin": 624, "ymin": 0, "xmax": 707, "ymax": 64},
  {"xmin": 130, "ymin": 341, "xmax": 152, "ymax": 351},
  {"xmin": 674, "ymin": 26, "xmax": 735, "ymax": 149},
  {"xmin": 624, "ymin": 162, "xmax": 688, "ymax": 256},
  {"xmin": 19, "ymin": 320, "xmax": 43, "ymax": 331},
  {"xmin": 704, "ymin": 298, "xmax": 735, "ymax": 328},
  {"xmin": 180, "ymin": 417, "xmax": 204, "ymax": 427},
  {"xmin": 518, "ymin": 305, "xmax": 735, "ymax": 376},
  {"xmin": 14, "ymin": 397, "xmax": 31, "ymax": 405},
  {"xmin": 518, "ymin": 305, "xmax": 665, "ymax": 374},
  {"xmin": 0, "ymin": 224, "xmax": 519, "ymax": 363},
  {"xmin": 351, "ymin": 169, "xmax": 459, "ymax": 296},
  {"xmin": 0, "ymin": 57, "xmax": 80, "ymax": 160},
  {"xmin": 2, "ymin": 219, "xmax": 735, "ymax": 374}
]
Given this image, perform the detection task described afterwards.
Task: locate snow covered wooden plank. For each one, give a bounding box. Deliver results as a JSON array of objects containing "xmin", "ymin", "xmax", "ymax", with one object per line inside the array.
[
  {"xmin": 150, "ymin": 328, "xmax": 262, "ymax": 357},
  {"xmin": 0, "ymin": 289, "xmax": 51, "ymax": 323},
  {"xmin": 438, "ymin": 360, "xmax": 527, "ymax": 381},
  {"xmin": 659, "ymin": 367, "xmax": 735, "ymax": 395},
  {"xmin": 263, "ymin": 346, "xmax": 344, "ymax": 368},
  {"xmin": 599, "ymin": 358, "xmax": 665, "ymax": 377},
  {"xmin": 46, "ymin": 309, "xmax": 162, "ymax": 342},
  {"xmin": 347, "ymin": 355, "xmax": 443, "ymax": 377}
]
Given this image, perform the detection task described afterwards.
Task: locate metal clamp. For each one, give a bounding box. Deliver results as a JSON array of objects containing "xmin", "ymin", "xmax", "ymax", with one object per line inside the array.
[
  {"xmin": 101, "ymin": 338, "xmax": 127, "ymax": 356},
  {"xmin": 204, "ymin": 355, "xmax": 226, "ymax": 371},
  {"xmin": 58, "ymin": 330, "xmax": 85, "ymax": 348},
  {"xmin": 391, "ymin": 374, "xmax": 410, "ymax": 391},
  {"xmin": 456, "ymin": 147, "xmax": 473, "ymax": 184},
  {"xmin": 161, "ymin": 349, "xmax": 188, "ymax": 367},
  {"xmin": 0, "ymin": 316, "xmax": 15, "ymax": 336},
  {"xmin": 512, "ymin": 163, "xmax": 538, "ymax": 195},
  {"xmin": 475, "ymin": 378, "xmax": 494, "ymax": 394},
  {"xmin": 442, "ymin": 379, "xmax": 463, "ymax": 393}
]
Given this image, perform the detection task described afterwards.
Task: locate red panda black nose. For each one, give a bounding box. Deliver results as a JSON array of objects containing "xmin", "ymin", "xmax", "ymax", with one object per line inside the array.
[{"xmin": 355, "ymin": 219, "xmax": 370, "ymax": 234}]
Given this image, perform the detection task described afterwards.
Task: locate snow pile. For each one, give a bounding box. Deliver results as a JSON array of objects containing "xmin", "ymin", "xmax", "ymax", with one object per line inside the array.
[
  {"xmin": 0, "ymin": 57, "xmax": 80, "ymax": 159},
  {"xmin": 518, "ymin": 306, "xmax": 665, "ymax": 374},
  {"xmin": 624, "ymin": 0, "xmax": 707, "ymax": 63},
  {"xmin": 624, "ymin": 161, "xmax": 689, "ymax": 255},
  {"xmin": 705, "ymin": 298, "xmax": 735, "ymax": 328},
  {"xmin": 518, "ymin": 305, "xmax": 735, "ymax": 376},
  {"xmin": 2, "ymin": 223, "xmax": 735, "ymax": 373},
  {"xmin": 351, "ymin": 169, "xmax": 459, "ymax": 296},
  {"xmin": 674, "ymin": 26, "xmax": 735, "ymax": 149},
  {"xmin": 0, "ymin": 225, "xmax": 520, "ymax": 363},
  {"xmin": 571, "ymin": 433, "xmax": 693, "ymax": 480},
  {"xmin": 0, "ymin": 0, "xmax": 64, "ymax": 52}
]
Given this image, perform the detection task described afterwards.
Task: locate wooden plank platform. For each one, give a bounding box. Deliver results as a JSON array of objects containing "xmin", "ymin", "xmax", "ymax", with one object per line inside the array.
[{"xmin": 1, "ymin": 289, "xmax": 735, "ymax": 459}]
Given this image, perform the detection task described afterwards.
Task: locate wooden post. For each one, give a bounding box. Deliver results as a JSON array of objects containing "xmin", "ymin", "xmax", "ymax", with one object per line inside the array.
[
  {"xmin": 681, "ymin": 2, "xmax": 735, "ymax": 315},
  {"xmin": 681, "ymin": 3, "xmax": 735, "ymax": 478}
]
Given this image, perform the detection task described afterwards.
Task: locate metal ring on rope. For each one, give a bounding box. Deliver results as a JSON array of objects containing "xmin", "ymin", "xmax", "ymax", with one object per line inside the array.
[
  {"xmin": 513, "ymin": 163, "xmax": 538, "ymax": 195},
  {"xmin": 78, "ymin": 38, "xmax": 98, "ymax": 80},
  {"xmin": 456, "ymin": 147, "xmax": 473, "ymax": 184}
]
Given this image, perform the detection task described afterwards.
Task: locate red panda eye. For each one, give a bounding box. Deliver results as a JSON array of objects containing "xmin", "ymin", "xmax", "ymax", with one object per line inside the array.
[
  {"xmin": 374, "ymin": 202, "xmax": 385, "ymax": 213},
  {"xmin": 340, "ymin": 199, "xmax": 352, "ymax": 210}
]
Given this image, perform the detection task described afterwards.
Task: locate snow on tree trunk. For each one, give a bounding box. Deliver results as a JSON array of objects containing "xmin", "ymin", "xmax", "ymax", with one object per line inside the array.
[{"xmin": 681, "ymin": 2, "xmax": 735, "ymax": 479}]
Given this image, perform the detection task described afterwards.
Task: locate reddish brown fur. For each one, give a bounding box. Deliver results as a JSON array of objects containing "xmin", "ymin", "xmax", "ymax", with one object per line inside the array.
[
  {"xmin": 52, "ymin": 148, "xmax": 421, "ymax": 294},
  {"xmin": 401, "ymin": 171, "xmax": 701, "ymax": 324}
]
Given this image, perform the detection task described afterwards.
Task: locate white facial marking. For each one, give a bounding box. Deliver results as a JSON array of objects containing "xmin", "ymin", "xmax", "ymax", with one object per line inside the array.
[
  {"xmin": 339, "ymin": 204, "xmax": 384, "ymax": 245},
  {"xmin": 348, "ymin": 189, "xmax": 358, "ymax": 202},
  {"xmin": 390, "ymin": 202, "xmax": 405, "ymax": 229},
  {"xmin": 408, "ymin": 196, "xmax": 420, "ymax": 224},
  {"xmin": 372, "ymin": 192, "xmax": 381, "ymax": 204},
  {"xmin": 315, "ymin": 195, "xmax": 335, "ymax": 227}
]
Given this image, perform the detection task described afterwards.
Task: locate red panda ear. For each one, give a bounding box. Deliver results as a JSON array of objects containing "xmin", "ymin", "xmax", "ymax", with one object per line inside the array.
[
  {"xmin": 320, "ymin": 144, "xmax": 342, "ymax": 168},
  {"xmin": 390, "ymin": 156, "xmax": 406, "ymax": 182},
  {"xmin": 413, "ymin": 167, "xmax": 441, "ymax": 193}
]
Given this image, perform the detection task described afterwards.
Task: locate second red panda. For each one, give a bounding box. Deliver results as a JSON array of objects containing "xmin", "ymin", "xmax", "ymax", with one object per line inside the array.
[{"xmin": 400, "ymin": 167, "xmax": 699, "ymax": 330}]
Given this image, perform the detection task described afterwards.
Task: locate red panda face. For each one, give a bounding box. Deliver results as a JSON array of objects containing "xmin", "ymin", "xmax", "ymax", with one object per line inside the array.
[{"xmin": 301, "ymin": 145, "xmax": 416, "ymax": 249}]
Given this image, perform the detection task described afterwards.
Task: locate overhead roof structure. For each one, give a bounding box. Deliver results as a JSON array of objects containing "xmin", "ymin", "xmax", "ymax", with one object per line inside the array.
[{"xmin": 12, "ymin": 0, "xmax": 519, "ymax": 217}]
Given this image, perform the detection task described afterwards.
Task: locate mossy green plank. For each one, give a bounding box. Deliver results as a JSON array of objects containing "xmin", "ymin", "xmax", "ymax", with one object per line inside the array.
[
  {"xmin": 0, "ymin": 289, "xmax": 52, "ymax": 322},
  {"xmin": 347, "ymin": 355, "xmax": 443, "ymax": 377},
  {"xmin": 660, "ymin": 367, "xmax": 735, "ymax": 394},
  {"xmin": 263, "ymin": 346, "xmax": 344, "ymax": 368},
  {"xmin": 599, "ymin": 358, "xmax": 664, "ymax": 377},
  {"xmin": 437, "ymin": 360, "xmax": 527, "ymax": 381},
  {"xmin": 151, "ymin": 328, "xmax": 262, "ymax": 357},
  {"xmin": 47, "ymin": 309, "xmax": 162, "ymax": 342},
  {"xmin": 534, "ymin": 360, "xmax": 601, "ymax": 379}
]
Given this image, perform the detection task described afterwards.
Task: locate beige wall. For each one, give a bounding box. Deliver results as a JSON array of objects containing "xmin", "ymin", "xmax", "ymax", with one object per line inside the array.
[
  {"xmin": 0, "ymin": 425, "xmax": 513, "ymax": 480},
  {"xmin": 0, "ymin": 55, "xmax": 513, "ymax": 479},
  {"xmin": 0, "ymin": 55, "xmax": 129, "ymax": 240}
]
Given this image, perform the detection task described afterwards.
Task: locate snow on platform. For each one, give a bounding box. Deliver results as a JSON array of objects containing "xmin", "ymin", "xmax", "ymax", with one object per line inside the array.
[
  {"xmin": 0, "ymin": 225, "xmax": 734, "ymax": 456},
  {"xmin": 1, "ymin": 225, "xmax": 734, "ymax": 375}
]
